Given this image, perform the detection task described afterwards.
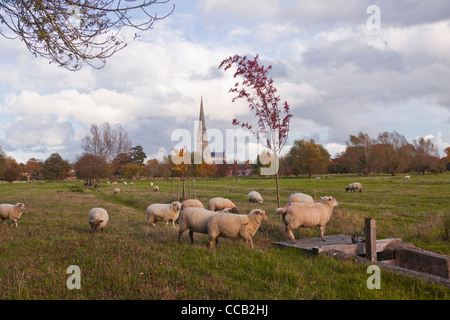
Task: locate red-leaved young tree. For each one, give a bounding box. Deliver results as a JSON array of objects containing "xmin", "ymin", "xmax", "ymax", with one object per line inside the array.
[{"xmin": 219, "ymin": 54, "xmax": 292, "ymax": 207}]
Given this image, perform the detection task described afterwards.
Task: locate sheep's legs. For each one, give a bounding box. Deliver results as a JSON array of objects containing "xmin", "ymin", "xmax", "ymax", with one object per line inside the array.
[
  {"xmin": 319, "ymin": 226, "xmax": 326, "ymax": 241},
  {"xmin": 286, "ymin": 227, "xmax": 296, "ymax": 244},
  {"xmin": 209, "ymin": 236, "xmax": 217, "ymax": 249},
  {"xmin": 189, "ymin": 230, "xmax": 194, "ymax": 244}
]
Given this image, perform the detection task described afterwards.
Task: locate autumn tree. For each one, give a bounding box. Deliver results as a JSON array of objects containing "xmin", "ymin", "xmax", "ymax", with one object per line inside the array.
[
  {"xmin": 25, "ymin": 158, "xmax": 43, "ymax": 180},
  {"xmin": 171, "ymin": 146, "xmax": 189, "ymax": 200},
  {"xmin": 377, "ymin": 131, "xmax": 413, "ymax": 175},
  {"xmin": 74, "ymin": 153, "xmax": 110, "ymax": 185},
  {"xmin": 81, "ymin": 123, "xmax": 132, "ymax": 162},
  {"xmin": 287, "ymin": 139, "xmax": 330, "ymax": 178},
  {"xmin": 341, "ymin": 132, "xmax": 376, "ymax": 176},
  {"xmin": 219, "ymin": 54, "xmax": 292, "ymax": 207},
  {"xmin": 40, "ymin": 153, "xmax": 70, "ymax": 180},
  {"xmin": 0, "ymin": 147, "xmax": 6, "ymax": 179},
  {"xmin": 412, "ymin": 137, "xmax": 441, "ymax": 174},
  {"xmin": 0, "ymin": 0, "xmax": 174, "ymax": 70},
  {"xmin": 112, "ymin": 152, "xmax": 132, "ymax": 175}
]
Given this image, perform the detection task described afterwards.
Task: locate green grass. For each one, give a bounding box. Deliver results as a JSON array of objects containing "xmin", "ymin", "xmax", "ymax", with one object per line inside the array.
[{"xmin": 0, "ymin": 173, "xmax": 449, "ymax": 300}]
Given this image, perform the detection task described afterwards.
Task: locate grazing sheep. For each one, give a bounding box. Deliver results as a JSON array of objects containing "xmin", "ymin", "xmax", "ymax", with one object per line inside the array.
[
  {"xmin": 146, "ymin": 201, "xmax": 182, "ymax": 228},
  {"xmin": 178, "ymin": 207, "xmax": 241, "ymax": 244},
  {"xmin": 206, "ymin": 209, "xmax": 268, "ymax": 249},
  {"xmin": 88, "ymin": 208, "xmax": 109, "ymax": 233},
  {"xmin": 288, "ymin": 193, "xmax": 314, "ymax": 204},
  {"xmin": 181, "ymin": 199, "xmax": 204, "ymax": 210},
  {"xmin": 107, "ymin": 181, "xmax": 111, "ymax": 184},
  {"xmin": 316, "ymin": 177, "xmax": 321, "ymax": 181},
  {"xmin": 113, "ymin": 188, "xmax": 120, "ymax": 194},
  {"xmin": 153, "ymin": 186, "xmax": 159, "ymax": 192},
  {"xmin": 0, "ymin": 203, "xmax": 26, "ymax": 227},
  {"xmin": 248, "ymin": 191, "xmax": 263, "ymax": 203},
  {"xmin": 207, "ymin": 197, "xmax": 238, "ymax": 213},
  {"xmin": 178, "ymin": 207, "xmax": 220, "ymax": 244},
  {"xmin": 346, "ymin": 182, "xmax": 362, "ymax": 192},
  {"xmin": 124, "ymin": 181, "xmax": 127, "ymax": 185},
  {"xmin": 130, "ymin": 182, "xmax": 134, "ymax": 185},
  {"xmin": 403, "ymin": 175, "xmax": 411, "ymax": 180},
  {"xmin": 112, "ymin": 182, "xmax": 118, "ymax": 185},
  {"xmin": 276, "ymin": 196, "xmax": 338, "ymax": 243}
]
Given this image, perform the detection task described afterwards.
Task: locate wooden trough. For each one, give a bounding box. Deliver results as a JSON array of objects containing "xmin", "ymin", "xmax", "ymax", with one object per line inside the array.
[{"xmin": 273, "ymin": 218, "xmax": 450, "ymax": 287}]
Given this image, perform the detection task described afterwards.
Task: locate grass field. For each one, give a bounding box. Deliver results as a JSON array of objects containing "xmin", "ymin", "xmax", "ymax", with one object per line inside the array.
[{"xmin": 0, "ymin": 173, "xmax": 449, "ymax": 300}]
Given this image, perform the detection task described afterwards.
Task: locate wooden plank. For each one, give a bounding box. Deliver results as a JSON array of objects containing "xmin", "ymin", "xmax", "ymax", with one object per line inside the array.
[
  {"xmin": 365, "ymin": 218, "xmax": 377, "ymax": 262},
  {"xmin": 313, "ymin": 238, "xmax": 402, "ymax": 255}
]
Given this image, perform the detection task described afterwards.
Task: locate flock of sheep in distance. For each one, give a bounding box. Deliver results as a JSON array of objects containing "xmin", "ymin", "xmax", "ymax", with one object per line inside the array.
[{"xmin": 2, "ymin": 177, "xmax": 403, "ymax": 249}]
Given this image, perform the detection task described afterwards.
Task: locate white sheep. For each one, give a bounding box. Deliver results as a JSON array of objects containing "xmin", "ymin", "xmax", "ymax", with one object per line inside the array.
[
  {"xmin": 248, "ymin": 191, "xmax": 263, "ymax": 203},
  {"xmin": 112, "ymin": 182, "xmax": 118, "ymax": 185},
  {"xmin": 181, "ymin": 199, "xmax": 204, "ymax": 210},
  {"xmin": 146, "ymin": 201, "xmax": 182, "ymax": 228},
  {"xmin": 113, "ymin": 188, "xmax": 120, "ymax": 194},
  {"xmin": 153, "ymin": 186, "xmax": 159, "ymax": 192},
  {"xmin": 288, "ymin": 193, "xmax": 314, "ymax": 204},
  {"xmin": 123, "ymin": 181, "xmax": 127, "ymax": 185},
  {"xmin": 207, "ymin": 197, "xmax": 239, "ymax": 213},
  {"xmin": 178, "ymin": 206, "xmax": 240, "ymax": 244},
  {"xmin": 0, "ymin": 203, "xmax": 26, "ymax": 227},
  {"xmin": 88, "ymin": 208, "xmax": 109, "ymax": 233},
  {"xmin": 276, "ymin": 196, "xmax": 338, "ymax": 243},
  {"xmin": 346, "ymin": 182, "xmax": 362, "ymax": 192},
  {"xmin": 403, "ymin": 176, "xmax": 411, "ymax": 180},
  {"xmin": 206, "ymin": 209, "xmax": 268, "ymax": 249},
  {"xmin": 178, "ymin": 207, "xmax": 220, "ymax": 244}
]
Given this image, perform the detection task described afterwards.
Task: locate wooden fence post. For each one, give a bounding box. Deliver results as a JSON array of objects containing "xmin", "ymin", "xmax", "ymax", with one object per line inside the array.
[
  {"xmin": 193, "ymin": 179, "xmax": 196, "ymax": 198},
  {"xmin": 365, "ymin": 218, "xmax": 377, "ymax": 262}
]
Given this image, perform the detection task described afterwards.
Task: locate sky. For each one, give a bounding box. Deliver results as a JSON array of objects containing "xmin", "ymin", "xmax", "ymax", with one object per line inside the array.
[{"xmin": 0, "ymin": 0, "xmax": 449, "ymax": 164}]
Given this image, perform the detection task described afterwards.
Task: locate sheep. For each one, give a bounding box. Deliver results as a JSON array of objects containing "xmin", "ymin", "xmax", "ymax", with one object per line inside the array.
[
  {"xmin": 146, "ymin": 201, "xmax": 182, "ymax": 228},
  {"xmin": 316, "ymin": 177, "xmax": 321, "ymax": 181},
  {"xmin": 178, "ymin": 207, "xmax": 220, "ymax": 244},
  {"xmin": 248, "ymin": 191, "xmax": 263, "ymax": 203},
  {"xmin": 287, "ymin": 193, "xmax": 314, "ymax": 204},
  {"xmin": 153, "ymin": 186, "xmax": 159, "ymax": 192},
  {"xmin": 275, "ymin": 196, "xmax": 339, "ymax": 243},
  {"xmin": 346, "ymin": 182, "xmax": 362, "ymax": 192},
  {"xmin": 88, "ymin": 208, "xmax": 109, "ymax": 233},
  {"xmin": 0, "ymin": 203, "xmax": 26, "ymax": 227},
  {"xmin": 123, "ymin": 181, "xmax": 127, "ymax": 185},
  {"xmin": 178, "ymin": 207, "xmax": 241, "ymax": 244},
  {"xmin": 112, "ymin": 182, "xmax": 118, "ymax": 185},
  {"xmin": 181, "ymin": 199, "xmax": 204, "ymax": 210},
  {"xmin": 113, "ymin": 188, "xmax": 120, "ymax": 194},
  {"xmin": 403, "ymin": 175, "xmax": 411, "ymax": 180},
  {"xmin": 206, "ymin": 209, "xmax": 268, "ymax": 249},
  {"xmin": 107, "ymin": 181, "xmax": 111, "ymax": 184},
  {"xmin": 207, "ymin": 197, "xmax": 239, "ymax": 213}
]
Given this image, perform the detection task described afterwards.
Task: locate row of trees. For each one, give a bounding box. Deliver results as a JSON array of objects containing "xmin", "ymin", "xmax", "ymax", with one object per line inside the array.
[
  {"xmin": 1, "ymin": 129, "xmax": 449, "ymax": 183},
  {"xmin": 280, "ymin": 131, "xmax": 449, "ymax": 177}
]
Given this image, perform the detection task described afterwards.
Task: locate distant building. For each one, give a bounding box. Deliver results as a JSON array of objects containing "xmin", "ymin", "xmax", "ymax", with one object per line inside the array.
[{"xmin": 196, "ymin": 97, "xmax": 225, "ymax": 164}]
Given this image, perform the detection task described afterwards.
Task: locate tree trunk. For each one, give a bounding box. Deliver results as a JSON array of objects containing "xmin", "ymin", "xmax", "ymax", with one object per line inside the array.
[{"xmin": 276, "ymin": 171, "xmax": 280, "ymax": 208}]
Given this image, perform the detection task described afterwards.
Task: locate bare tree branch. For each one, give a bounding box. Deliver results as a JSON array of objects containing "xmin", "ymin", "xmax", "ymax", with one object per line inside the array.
[{"xmin": 0, "ymin": 0, "xmax": 174, "ymax": 70}]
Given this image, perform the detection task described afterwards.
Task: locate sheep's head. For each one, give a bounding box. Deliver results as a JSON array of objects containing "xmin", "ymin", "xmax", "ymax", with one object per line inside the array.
[
  {"xmin": 90, "ymin": 219, "xmax": 104, "ymax": 232},
  {"xmin": 171, "ymin": 201, "xmax": 182, "ymax": 212},
  {"xmin": 251, "ymin": 209, "xmax": 268, "ymax": 222},
  {"xmin": 16, "ymin": 203, "xmax": 25, "ymax": 212},
  {"xmin": 321, "ymin": 196, "xmax": 339, "ymax": 207}
]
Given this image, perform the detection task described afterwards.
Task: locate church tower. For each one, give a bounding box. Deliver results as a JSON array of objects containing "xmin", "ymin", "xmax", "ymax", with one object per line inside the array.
[{"xmin": 197, "ymin": 97, "xmax": 210, "ymax": 162}]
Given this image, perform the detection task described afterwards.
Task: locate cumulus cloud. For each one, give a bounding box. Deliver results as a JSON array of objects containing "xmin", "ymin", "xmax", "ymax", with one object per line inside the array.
[{"xmin": 0, "ymin": 0, "xmax": 449, "ymax": 162}]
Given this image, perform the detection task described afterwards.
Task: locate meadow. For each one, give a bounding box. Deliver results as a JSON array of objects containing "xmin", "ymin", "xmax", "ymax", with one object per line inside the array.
[{"xmin": 0, "ymin": 173, "xmax": 449, "ymax": 300}]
